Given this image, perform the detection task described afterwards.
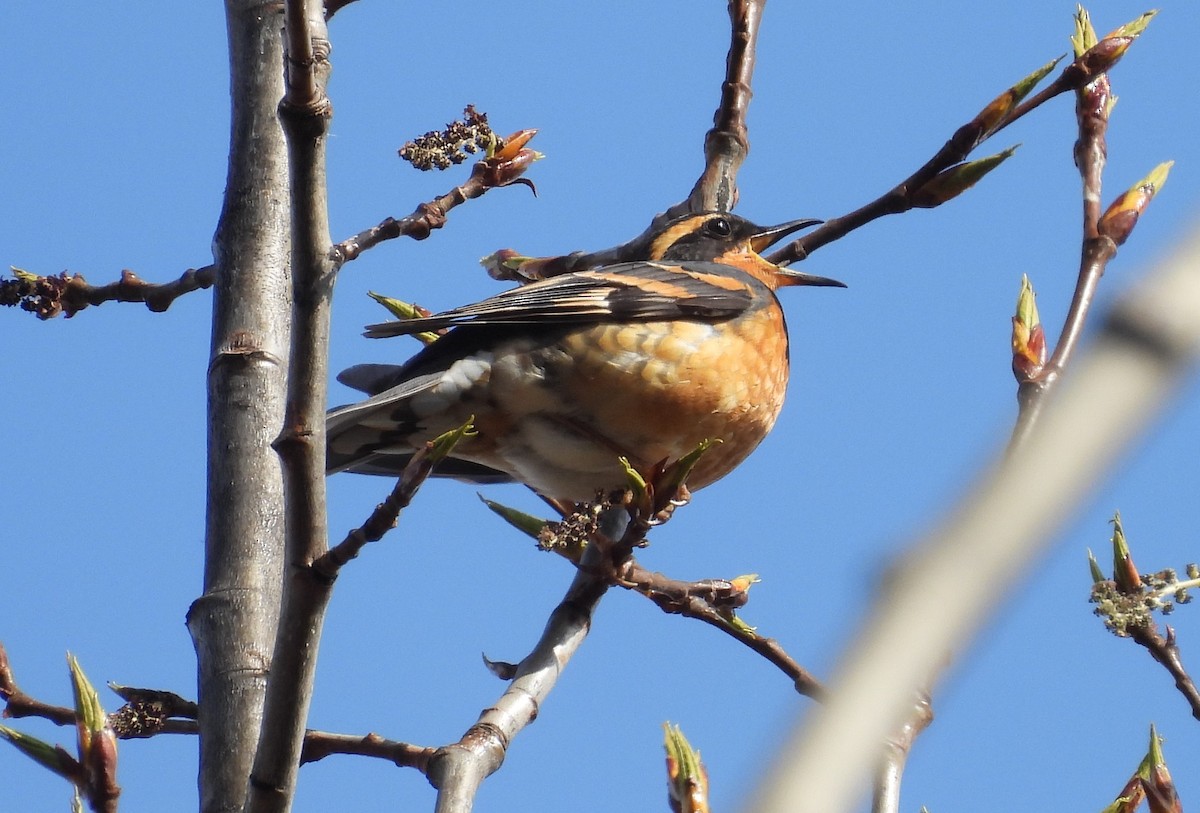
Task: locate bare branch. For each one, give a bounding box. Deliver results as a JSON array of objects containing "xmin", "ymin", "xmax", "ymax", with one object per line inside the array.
[
  {"xmin": 482, "ymin": 0, "xmax": 771, "ymax": 283},
  {"xmin": 245, "ymin": 0, "xmax": 336, "ymax": 810},
  {"xmin": 1129, "ymin": 625, "xmax": 1200, "ymax": 721},
  {"xmin": 871, "ymin": 691, "xmax": 933, "ymax": 813},
  {"xmin": 619, "ymin": 562, "xmax": 825, "ymax": 699},
  {"xmin": 187, "ymin": 2, "xmax": 293, "ymax": 809},
  {"xmin": 428, "ymin": 507, "xmax": 630, "ymax": 813},
  {"xmin": 313, "ymin": 433, "xmax": 452, "ymax": 579},
  {"xmin": 767, "ymin": 24, "xmax": 1151, "ymax": 267},
  {"xmin": 679, "ymin": 0, "xmax": 766, "ymax": 215},
  {"xmin": 331, "ymin": 145, "xmax": 540, "ymax": 266},
  {"xmin": 300, "ymin": 731, "xmax": 435, "ymax": 769},
  {"xmin": 0, "ymin": 643, "xmax": 76, "ymax": 726},
  {"xmin": 0, "ymin": 265, "xmax": 214, "ymax": 319}
]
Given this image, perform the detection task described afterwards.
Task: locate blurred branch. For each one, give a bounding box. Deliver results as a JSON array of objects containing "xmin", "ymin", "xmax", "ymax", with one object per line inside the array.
[
  {"xmin": 0, "ymin": 265, "xmax": 214, "ymax": 319},
  {"xmin": 865, "ymin": 16, "xmax": 1161, "ymax": 810},
  {"xmin": 749, "ymin": 223, "xmax": 1200, "ymax": 813}
]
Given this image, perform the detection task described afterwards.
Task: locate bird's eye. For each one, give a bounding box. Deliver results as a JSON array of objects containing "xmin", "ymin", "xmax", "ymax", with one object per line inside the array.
[{"xmin": 705, "ymin": 216, "xmax": 732, "ymax": 238}]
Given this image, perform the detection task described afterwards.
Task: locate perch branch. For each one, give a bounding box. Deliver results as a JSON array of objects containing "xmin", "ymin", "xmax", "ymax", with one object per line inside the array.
[{"xmin": 427, "ymin": 507, "xmax": 633, "ymax": 813}]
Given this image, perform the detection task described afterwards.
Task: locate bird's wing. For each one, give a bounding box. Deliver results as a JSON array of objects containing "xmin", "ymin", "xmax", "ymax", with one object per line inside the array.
[{"xmin": 362, "ymin": 261, "xmax": 758, "ymax": 338}]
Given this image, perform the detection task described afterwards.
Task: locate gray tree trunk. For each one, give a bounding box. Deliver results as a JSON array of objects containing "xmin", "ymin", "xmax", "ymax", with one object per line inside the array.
[{"xmin": 186, "ymin": 3, "xmax": 291, "ymax": 811}]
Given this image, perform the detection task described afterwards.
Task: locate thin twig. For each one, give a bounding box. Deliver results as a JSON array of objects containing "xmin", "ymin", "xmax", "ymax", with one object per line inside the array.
[
  {"xmin": 313, "ymin": 439, "xmax": 445, "ymax": 580},
  {"xmin": 0, "ymin": 265, "xmax": 214, "ymax": 319},
  {"xmin": 619, "ymin": 561, "xmax": 824, "ymax": 699},
  {"xmin": 0, "ymin": 643, "xmax": 76, "ymax": 726},
  {"xmin": 331, "ymin": 150, "xmax": 539, "ymax": 266},
  {"xmin": 1129, "ymin": 625, "xmax": 1200, "ymax": 721},
  {"xmin": 768, "ymin": 29, "xmax": 1143, "ymax": 267},
  {"xmin": 1010, "ymin": 20, "xmax": 1117, "ymax": 452},
  {"xmin": 300, "ymin": 731, "xmax": 436, "ymax": 768},
  {"xmin": 484, "ymin": 0, "xmax": 768, "ymax": 284}
]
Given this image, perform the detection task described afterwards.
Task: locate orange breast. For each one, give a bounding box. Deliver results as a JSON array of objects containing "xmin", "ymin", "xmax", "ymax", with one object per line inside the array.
[{"xmin": 553, "ymin": 303, "xmax": 790, "ymax": 488}]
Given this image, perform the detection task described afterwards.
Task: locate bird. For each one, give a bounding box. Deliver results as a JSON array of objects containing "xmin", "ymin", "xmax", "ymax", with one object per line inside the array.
[{"xmin": 326, "ymin": 211, "xmax": 843, "ymax": 503}]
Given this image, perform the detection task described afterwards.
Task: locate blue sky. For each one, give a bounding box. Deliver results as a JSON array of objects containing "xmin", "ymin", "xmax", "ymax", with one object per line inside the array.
[{"xmin": 4, "ymin": 2, "xmax": 1200, "ymax": 811}]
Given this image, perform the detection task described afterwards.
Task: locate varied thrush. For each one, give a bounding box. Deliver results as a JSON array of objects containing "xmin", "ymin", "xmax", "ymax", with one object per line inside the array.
[{"xmin": 326, "ymin": 211, "xmax": 842, "ymax": 502}]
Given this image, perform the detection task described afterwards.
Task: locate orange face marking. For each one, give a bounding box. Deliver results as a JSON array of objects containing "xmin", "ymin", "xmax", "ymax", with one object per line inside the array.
[
  {"xmin": 709, "ymin": 248, "xmax": 792, "ymax": 291},
  {"xmin": 647, "ymin": 215, "xmax": 714, "ymax": 259}
]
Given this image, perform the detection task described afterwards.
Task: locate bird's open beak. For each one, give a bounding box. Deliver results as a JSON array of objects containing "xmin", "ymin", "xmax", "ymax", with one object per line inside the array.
[
  {"xmin": 748, "ymin": 217, "xmax": 823, "ymax": 253},
  {"xmin": 749, "ymin": 218, "xmax": 847, "ymax": 289}
]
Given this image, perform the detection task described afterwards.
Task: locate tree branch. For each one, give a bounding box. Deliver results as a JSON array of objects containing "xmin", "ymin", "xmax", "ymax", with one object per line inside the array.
[
  {"xmin": 679, "ymin": 0, "xmax": 765, "ymax": 215},
  {"xmin": 483, "ymin": 0, "xmax": 769, "ymax": 284},
  {"xmin": 186, "ymin": 3, "xmax": 293, "ymax": 811},
  {"xmin": 428, "ymin": 508, "xmax": 630, "ymax": 813},
  {"xmin": 618, "ymin": 561, "xmax": 825, "ymax": 699},
  {"xmin": 0, "ymin": 265, "xmax": 214, "ymax": 319},
  {"xmin": 766, "ymin": 27, "xmax": 1145, "ymax": 267},
  {"xmin": 330, "ymin": 146, "xmax": 540, "ymax": 266},
  {"xmin": 245, "ymin": 0, "xmax": 336, "ymax": 809},
  {"xmin": 1011, "ymin": 17, "xmax": 1119, "ymax": 450},
  {"xmin": 749, "ymin": 224, "xmax": 1200, "ymax": 813},
  {"xmin": 1129, "ymin": 624, "xmax": 1200, "ymax": 721}
]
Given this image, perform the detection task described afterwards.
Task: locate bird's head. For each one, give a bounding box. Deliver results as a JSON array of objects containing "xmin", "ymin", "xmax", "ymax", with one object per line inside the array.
[{"xmin": 649, "ymin": 211, "xmax": 844, "ymax": 291}]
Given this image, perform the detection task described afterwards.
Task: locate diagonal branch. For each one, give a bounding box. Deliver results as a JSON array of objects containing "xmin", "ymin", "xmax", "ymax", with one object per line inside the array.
[
  {"xmin": 619, "ymin": 562, "xmax": 824, "ymax": 699},
  {"xmin": 485, "ymin": 0, "xmax": 769, "ymax": 284},
  {"xmin": 1128, "ymin": 624, "xmax": 1200, "ymax": 721},
  {"xmin": 767, "ymin": 23, "xmax": 1148, "ymax": 268},
  {"xmin": 427, "ymin": 507, "xmax": 630, "ymax": 813},
  {"xmin": 331, "ymin": 138, "xmax": 540, "ymax": 266}
]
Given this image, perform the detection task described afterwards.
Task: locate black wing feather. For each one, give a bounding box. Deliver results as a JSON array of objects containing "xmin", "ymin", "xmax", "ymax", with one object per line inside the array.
[{"xmin": 363, "ymin": 261, "xmax": 756, "ymax": 338}]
